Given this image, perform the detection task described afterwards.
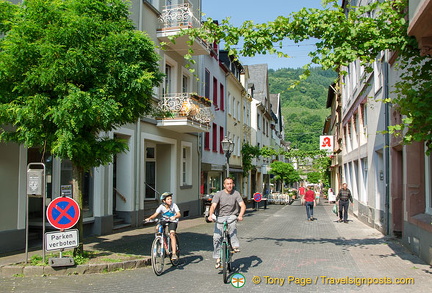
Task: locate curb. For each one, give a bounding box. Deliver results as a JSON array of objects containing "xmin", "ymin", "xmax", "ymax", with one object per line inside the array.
[{"xmin": 0, "ymin": 257, "xmax": 151, "ymax": 277}]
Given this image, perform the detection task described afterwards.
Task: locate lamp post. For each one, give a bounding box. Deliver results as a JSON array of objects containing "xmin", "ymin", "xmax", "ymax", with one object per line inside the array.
[{"xmin": 221, "ymin": 136, "xmax": 235, "ymax": 178}]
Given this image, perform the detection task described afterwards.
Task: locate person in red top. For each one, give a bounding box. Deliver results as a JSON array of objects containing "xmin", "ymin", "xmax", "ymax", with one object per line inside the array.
[
  {"xmin": 299, "ymin": 184, "xmax": 306, "ymax": 197},
  {"xmin": 303, "ymin": 185, "xmax": 316, "ymax": 221}
]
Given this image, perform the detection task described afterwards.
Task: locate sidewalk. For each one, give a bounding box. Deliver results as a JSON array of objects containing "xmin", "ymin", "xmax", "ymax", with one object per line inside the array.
[{"xmin": 0, "ymin": 214, "xmax": 209, "ymax": 276}]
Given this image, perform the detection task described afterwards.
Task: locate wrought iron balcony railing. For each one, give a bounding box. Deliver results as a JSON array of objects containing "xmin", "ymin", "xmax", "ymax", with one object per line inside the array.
[
  {"xmin": 159, "ymin": 3, "xmax": 200, "ymax": 30},
  {"xmin": 157, "ymin": 93, "xmax": 214, "ymax": 126},
  {"xmin": 157, "ymin": 3, "xmax": 211, "ymax": 55}
]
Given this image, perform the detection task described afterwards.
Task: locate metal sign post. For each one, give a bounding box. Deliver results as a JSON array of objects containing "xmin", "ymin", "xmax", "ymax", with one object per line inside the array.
[{"xmin": 25, "ymin": 163, "xmax": 46, "ymax": 264}]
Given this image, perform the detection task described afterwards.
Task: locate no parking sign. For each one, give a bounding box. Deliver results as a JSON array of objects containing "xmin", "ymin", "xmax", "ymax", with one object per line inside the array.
[
  {"xmin": 46, "ymin": 197, "xmax": 80, "ymax": 230},
  {"xmin": 253, "ymin": 192, "xmax": 262, "ymax": 202}
]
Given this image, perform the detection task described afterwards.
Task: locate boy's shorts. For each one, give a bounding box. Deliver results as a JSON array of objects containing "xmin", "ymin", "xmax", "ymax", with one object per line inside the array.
[
  {"xmin": 160, "ymin": 221, "xmax": 178, "ymax": 232},
  {"xmin": 168, "ymin": 222, "xmax": 178, "ymax": 232}
]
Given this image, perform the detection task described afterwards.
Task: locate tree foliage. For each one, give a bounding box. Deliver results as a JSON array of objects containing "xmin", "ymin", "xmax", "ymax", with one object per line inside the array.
[
  {"xmin": 269, "ymin": 67, "xmax": 336, "ymax": 109},
  {"xmin": 269, "ymin": 160, "xmax": 300, "ymax": 193},
  {"xmin": 269, "ymin": 67, "xmax": 336, "ymax": 151},
  {"xmin": 307, "ymin": 171, "xmax": 321, "ymax": 184},
  {"xmin": 241, "ymin": 143, "xmax": 261, "ymax": 176},
  {"xmin": 0, "ymin": 0, "xmax": 162, "ymax": 255},
  {"xmin": 0, "ymin": 0, "xmax": 163, "ymax": 170},
  {"xmin": 181, "ymin": 0, "xmax": 431, "ymax": 152}
]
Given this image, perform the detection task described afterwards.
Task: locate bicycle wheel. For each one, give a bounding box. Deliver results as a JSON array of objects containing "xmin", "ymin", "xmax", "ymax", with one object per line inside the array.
[
  {"xmin": 170, "ymin": 234, "xmax": 180, "ymax": 266},
  {"xmin": 151, "ymin": 237, "xmax": 165, "ymax": 276},
  {"xmin": 221, "ymin": 241, "xmax": 229, "ymax": 283}
]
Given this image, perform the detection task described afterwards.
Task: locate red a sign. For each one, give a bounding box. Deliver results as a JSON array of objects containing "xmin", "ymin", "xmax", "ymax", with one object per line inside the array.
[{"xmin": 320, "ymin": 135, "xmax": 334, "ymax": 151}]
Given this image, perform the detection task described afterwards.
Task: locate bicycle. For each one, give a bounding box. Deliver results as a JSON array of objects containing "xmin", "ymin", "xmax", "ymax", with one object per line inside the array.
[
  {"xmin": 147, "ymin": 219, "xmax": 180, "ymax": 276},
  {"xmin": 215, "ymin": 216, "xmax": 237, "ymax": 284}
]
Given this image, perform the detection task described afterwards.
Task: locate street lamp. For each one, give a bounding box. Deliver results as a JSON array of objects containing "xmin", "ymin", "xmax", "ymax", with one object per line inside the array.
[{"xmin": 221, "ymin": 136, "xmax": 235, "ymax": 178}]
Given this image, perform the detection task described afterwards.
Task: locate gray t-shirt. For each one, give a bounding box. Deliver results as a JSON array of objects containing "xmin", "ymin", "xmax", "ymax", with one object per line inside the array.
[{"xmin": 213, "ymin": 189, "xmax": 243, "ymax": 217}]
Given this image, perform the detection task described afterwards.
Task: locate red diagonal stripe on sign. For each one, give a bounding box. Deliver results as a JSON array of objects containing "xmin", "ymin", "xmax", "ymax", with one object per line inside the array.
[{"xmin": 54, "ymin": 203, "xmax": 74, "ymax": 223}]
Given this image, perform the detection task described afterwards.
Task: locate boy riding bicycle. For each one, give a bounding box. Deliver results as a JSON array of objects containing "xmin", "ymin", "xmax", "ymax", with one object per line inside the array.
[{"xmin": 145, "ymin": 192, "xmax": 181, "ymax": 260}]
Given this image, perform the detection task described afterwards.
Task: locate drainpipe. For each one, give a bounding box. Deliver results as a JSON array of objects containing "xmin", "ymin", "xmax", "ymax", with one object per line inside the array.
[
  {"xmin": 198, "ymin": 133, "xmax": 202, "ymax": 215},
  {"xmin": 384, "ymin": 50, "xmax": 390, "ymax": 235},
  {"xmin": 134, "ymin": 0, "xmax": 144, "ymax": 227}
]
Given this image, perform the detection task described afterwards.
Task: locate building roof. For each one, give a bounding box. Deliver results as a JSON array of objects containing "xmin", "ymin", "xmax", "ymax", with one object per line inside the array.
[{"xmin": 246, "ymin": 64, "xmax": 269, "ymax": 104}]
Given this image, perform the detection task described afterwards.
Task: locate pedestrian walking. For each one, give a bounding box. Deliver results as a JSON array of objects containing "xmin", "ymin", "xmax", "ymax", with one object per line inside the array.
[
  {"xmin": 328, "ymin": 187, "xmax": 336, "ymax": 203},
  {"xmin": 336, "ymin": 183, "xmax": 353, "ymax": 223},
  {"xmin": 208, "ymin": 177, "xmax": 246, "ymax": 269},
  {"xmin": 314, "ymin": 186, "xmax": 320, "ymax": 205},
  {"xmin": 302, "ymin": 185, "xmax": 316, "ymax": 221},
  {"xmin": 298, "ymin": 184, "xmax": 306, "ymax": 198}
]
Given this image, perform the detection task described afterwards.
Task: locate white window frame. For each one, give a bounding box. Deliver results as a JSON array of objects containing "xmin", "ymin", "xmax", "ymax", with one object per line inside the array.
[
  {"xmin": 181, "ymin": 141, "xmax": 192, "ymax": 186},
  {"xmin": 163, "ymin": 55, "xmax": 178, "ymax": 96},
  {"xmin": 145, "ymin": 142, "xmax": 157, "ymax": 200},
  {"xmin": 181, "ymin": 67, "xmax": 192, "ymax": 94}
]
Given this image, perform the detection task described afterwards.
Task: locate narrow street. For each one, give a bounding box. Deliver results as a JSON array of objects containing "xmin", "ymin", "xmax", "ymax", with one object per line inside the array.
[{"xmin": 1, "ymin": 200, "xmax": 431, "ymax": 292}]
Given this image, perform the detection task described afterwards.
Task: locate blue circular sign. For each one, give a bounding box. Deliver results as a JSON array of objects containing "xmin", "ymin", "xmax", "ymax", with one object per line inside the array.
[
  {"xmin": 253, "ymin": 192, "xmax": 262, "ymax": 202},
  {"xmin": 46, "ymin": 197, "xmax": 80, "ymax": 230}
]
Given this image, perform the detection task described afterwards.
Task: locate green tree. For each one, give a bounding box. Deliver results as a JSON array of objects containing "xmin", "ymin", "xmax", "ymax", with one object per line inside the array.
[
  {"xmin": 269, "ymin": 161, "xmax": 301, "ymax": 193},
  {"xmin": 0, "ymin": 0, "xmax": 162, "ymax": 254},
  {"xmin": 181, "ymin": 0, "xmax": 432, "ymax": 152},
  {"xmin": 307, "ymin": 172, "xmax": 321, "ymax": 184}
]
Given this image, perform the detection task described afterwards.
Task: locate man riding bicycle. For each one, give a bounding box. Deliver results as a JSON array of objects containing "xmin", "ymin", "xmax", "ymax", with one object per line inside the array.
[
  {"xmin": 208, "ymin": 177, "xmax": 246, "ymax": 269},
  {"xmin": 145, "ymin": 192, "xmax": 181, "ymax": 260}
]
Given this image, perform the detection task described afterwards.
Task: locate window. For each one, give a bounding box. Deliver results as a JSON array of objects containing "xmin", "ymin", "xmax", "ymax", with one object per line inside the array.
[
  {"xmin": 145, "ymin": 146, "xmax": 156, "ymax": 199},
  {"xmin": 204, "ymin": 132, "xmax": 210, "ymax": 150},
  {"xmin": 164, "ymin": 64, "xmax": 172, "ymax": 95},
  {"xmin": 213, "ymin": 77, "xmax": 218, "ymax": 107},
  {"xmin": 212, "ymin": 123, "xmax": 217, "ymax": 152},
  {"xmin": 257, "ymin": 113, "xmax": 261, "ymax": 129},
  {"xmin": 228, "ymin": 92, "xmax": 232, "ymax": 115},
  {"xmin": 181, "ymin": 143, "xmax": 192, "ymax": 185},
  {"xmin": 220, "ymin": 83, "xmax": 224, "ymax": 111},
  {"xmin": 182, "ymin": 74, "xmax": 189, "ymax": 93},
  {"xmin": 219, "ymin": 126, "xmax": 224, "ymax": 153},
  {"xmin": 204, "ymin": 69, "xmax": 210, "ymax": 98},
  {"xmin": 60, "ymin": 159, "xmax": 94, "ymax": 217}
]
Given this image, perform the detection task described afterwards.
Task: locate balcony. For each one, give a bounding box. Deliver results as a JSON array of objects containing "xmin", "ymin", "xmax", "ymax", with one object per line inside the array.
[
  {"xmin": 156, "ymin": 93, "xmax": 214, "ymax": 133},
  {"xmin": 156, "ymin": 3, "xmax": 211, "ymax": 55}
]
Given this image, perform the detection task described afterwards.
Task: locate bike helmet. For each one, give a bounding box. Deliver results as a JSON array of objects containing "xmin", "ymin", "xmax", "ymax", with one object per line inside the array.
[{"xmin": 160, "ymin": 192, "xmax": 173, "ymax": 201}]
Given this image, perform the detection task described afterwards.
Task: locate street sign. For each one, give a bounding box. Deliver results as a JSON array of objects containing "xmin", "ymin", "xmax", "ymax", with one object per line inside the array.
[
  {"xmin": 27, "ymin": 169, "xmax": 44, "ymax": 196},
  {"xmin": 45, "ymin": 229, "xmax": 79, "ymax": 251},
  {"xmin": 253, "ymin": 192, "xmax": 262, "ymax": 202},
  {"xmin": 320, "ymin": 135, "xmax": 334, "ymax": 151},
  {"xmin": 46, "ymin": 197, "xmax": 80, "ymax": 230}
]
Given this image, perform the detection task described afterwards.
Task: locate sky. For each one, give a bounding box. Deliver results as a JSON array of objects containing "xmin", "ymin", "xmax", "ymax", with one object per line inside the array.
[{"xmin": 201, "ymin": 0, "xmax": 325, "ymax": 70}]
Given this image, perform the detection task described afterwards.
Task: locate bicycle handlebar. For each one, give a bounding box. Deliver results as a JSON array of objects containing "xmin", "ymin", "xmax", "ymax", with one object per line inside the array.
[{"xmin": 215, "ymin": 216, "xmax": 237, "ymax": 225}]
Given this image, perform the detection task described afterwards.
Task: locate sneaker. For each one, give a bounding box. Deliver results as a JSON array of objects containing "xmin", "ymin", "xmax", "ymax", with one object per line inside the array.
[
  {"xmin": 171, "ymin": 254, "xmax": 178, "ymax": 260},
  {"xmin": 344, "ymin": 221, "xmax": 348, "ymax": 223},
  {"xmin": 215, "ymin": 258, "xmax": 221, "ymax": 269},
  {"xmin": 338, "ymin": 219, "xmax": 343, "ymax": 223},
  {"xmin": 232, "ymin": 247, "xmax": 240, "ymax": 253}
]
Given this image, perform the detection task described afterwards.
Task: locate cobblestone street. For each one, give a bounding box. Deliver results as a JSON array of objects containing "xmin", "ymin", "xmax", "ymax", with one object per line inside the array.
[{"xmin": 1, "ymin": 200, "xmax": 431, "ymax": 292}]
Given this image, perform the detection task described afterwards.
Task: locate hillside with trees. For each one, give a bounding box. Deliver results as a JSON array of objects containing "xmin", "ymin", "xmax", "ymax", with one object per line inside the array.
[{"xmin": 268, "ymin": 67, "xmax": 337, "ymax": 151}]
